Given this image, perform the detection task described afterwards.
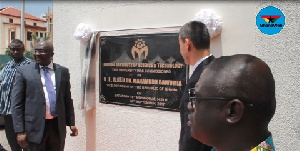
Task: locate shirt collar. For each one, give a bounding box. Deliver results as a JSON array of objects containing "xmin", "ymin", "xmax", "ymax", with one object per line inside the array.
[
  {"xmin": 190, "ymin": 54, "xmax": 212, "ymax": 75},
  {"xmin": 39, "ymin": 62, "xmax": 54, "ymax": 70}
]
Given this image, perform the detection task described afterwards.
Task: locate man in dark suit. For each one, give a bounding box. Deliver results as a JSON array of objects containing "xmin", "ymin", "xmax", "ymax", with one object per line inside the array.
[
  {"xmin": 178, "ymin": 21, "xmax": 214, "ymax": 151},
  {"xmin": 12, "ymin": 41, "xmax": 78, "ymax": 151}
]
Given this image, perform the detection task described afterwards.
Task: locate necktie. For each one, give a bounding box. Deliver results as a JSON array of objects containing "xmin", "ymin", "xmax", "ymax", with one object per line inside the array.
[{"xmin": 41, "ymin": 67, "xmax": 56, "ymax": 116}]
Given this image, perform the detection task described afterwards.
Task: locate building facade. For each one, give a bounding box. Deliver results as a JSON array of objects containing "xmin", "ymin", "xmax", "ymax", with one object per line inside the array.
[{"xmin": 0, "ymin": 6, "xmax": 47, "ymax": 54}]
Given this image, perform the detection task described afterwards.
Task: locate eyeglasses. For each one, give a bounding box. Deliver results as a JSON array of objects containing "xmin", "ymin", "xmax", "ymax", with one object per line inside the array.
[
  {"xmin": 34, "ymin": 49, "xmax": 47, "ymax": 54},
  {"xmin": 188, "ymin": 88, "xmax": 254, "ymax": 108}
]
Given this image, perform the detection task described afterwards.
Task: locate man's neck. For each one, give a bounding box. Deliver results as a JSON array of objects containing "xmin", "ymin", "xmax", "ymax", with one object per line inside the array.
[
  {"xmin": 214, "ymin": 129, "xmax": 271, "ymax": 151},
  {"xmin": 190, "ymin": 49, "xmax": 210, "ymax": 66},
  {"xmin": 13, "ymin": 57, "xmax": 24, "ymax": 64}
]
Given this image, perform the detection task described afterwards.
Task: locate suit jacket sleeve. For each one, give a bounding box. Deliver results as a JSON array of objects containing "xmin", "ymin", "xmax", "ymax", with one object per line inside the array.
[
  {"xmin": 64, "ymin": 68, "xmax": 75, "ymax": 126},
  {"xmin": 11, "ymin": 67, "xmax": 26, "ymax": 133}
]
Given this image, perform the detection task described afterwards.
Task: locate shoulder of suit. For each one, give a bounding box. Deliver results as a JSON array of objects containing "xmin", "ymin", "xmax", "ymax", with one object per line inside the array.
[
  {"xmin": 203, "ymin": 55, "xmax": 215, "ymax": 64},
  {"xmin": 17, "ymin": 62, "xmax": 34, "ymax": 70},
  {"xmin": 54, "ymin": 63, "xmax": 68, "ymax": 70}
]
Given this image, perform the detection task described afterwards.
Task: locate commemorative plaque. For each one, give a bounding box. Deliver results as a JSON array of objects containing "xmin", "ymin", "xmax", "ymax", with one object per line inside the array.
[{"xmin": 99, "ymin": 33, "xmax": 187, "ymax": 110}]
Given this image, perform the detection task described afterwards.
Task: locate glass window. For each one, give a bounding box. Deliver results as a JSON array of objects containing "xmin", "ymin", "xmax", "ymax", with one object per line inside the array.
[
  {"xmin": 10, "ymin": 31, "xmax": 15, "ymax": 41},
  {"xmin": 27, "ymin": 31, "xmax": 32, "ymax": 41}
]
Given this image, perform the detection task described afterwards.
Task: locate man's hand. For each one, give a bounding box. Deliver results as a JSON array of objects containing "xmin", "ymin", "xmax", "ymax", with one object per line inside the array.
[
  {"xmin": 70, "ymin": 126, "xmax": 78, "ymax": 137},
  {"xmin": 17, "ymin": 132, "xmax": 27, "ymax": 147}
]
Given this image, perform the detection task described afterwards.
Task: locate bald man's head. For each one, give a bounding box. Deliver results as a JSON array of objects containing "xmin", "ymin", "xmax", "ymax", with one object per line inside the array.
[
  {"xmin": 35, "ymin": 41, "xmax": 53, "ymax": 52},
  {"xmin": 197, "ymin": 54, "xmax": 276, "ymax": 123},
  {"xmin": 34, "ymin": 41, "xmax": 54, "ymax": 66}
]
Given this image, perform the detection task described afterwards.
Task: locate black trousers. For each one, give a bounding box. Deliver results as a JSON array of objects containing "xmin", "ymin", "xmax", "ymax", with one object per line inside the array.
[
  {"xmin": 27, "ymin": 118, "xmax": 60, "ymax": 151},
  {"xmin": 4, "ymin": 115, "xmax": 28, "ymax": 151}
]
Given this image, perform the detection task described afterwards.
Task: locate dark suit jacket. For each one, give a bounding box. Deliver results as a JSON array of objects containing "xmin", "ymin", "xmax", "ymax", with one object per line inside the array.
[
  {"xmin": 179, "ymin": 55, "xmax": 215, "ymax": 151},
  {"xmin": 12, "ymin": 63, "xmax": 75, "ymax": 151}
]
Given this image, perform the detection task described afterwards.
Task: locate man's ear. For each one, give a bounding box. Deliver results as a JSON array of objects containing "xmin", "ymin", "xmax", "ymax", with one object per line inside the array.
[
  {"xmin": 225, "ymin": 99, "xmax": 245, "ymax": 124},
  {"xmin": 185, "ymin": 38, "xmax": 191, "ymax": 51}
]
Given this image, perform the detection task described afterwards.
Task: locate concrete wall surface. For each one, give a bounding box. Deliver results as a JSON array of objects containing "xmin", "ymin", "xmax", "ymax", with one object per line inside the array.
[
  {"xmin": 255, "ymin": 1, "xmax": 300, "ymax": 151},
  {"xmin": 53, "ymin": 1, "xmax": 299, "ymax": 150}
]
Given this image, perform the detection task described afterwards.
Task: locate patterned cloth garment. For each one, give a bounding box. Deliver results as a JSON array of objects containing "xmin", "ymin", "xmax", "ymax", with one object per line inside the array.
[
  {"xmin": 211, "ymin": 135, "xmax": 275, "ymax": 151},
  {"xmin": 250, "ymin": 136, "xmax": 275, "ymax": 151},
  {"xmin": 0, "ymin": 58, "xmax": 31, "ymax": 115}
]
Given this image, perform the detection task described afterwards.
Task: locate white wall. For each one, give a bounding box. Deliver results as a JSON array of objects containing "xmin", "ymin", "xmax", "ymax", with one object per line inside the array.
[{"xmin": 53, "ymin": 1, "xmax": 299, "ymax": 151}]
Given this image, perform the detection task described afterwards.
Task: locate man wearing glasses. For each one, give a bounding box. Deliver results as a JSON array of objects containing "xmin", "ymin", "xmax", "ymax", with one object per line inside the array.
[
  {"xmin": 188, "ymin": 54, "xmax": 276, "ymax": 151},
  {"xmin": 0, "ymin": 39, "xmax": 31, "ymax": 151},
  {"xmin": 178, "ymin": 21, "xmax": 214, "ymax": 151},
  {"xmin": 11, "ymin": 41, "xmax": 78, "ymax": 151}
]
